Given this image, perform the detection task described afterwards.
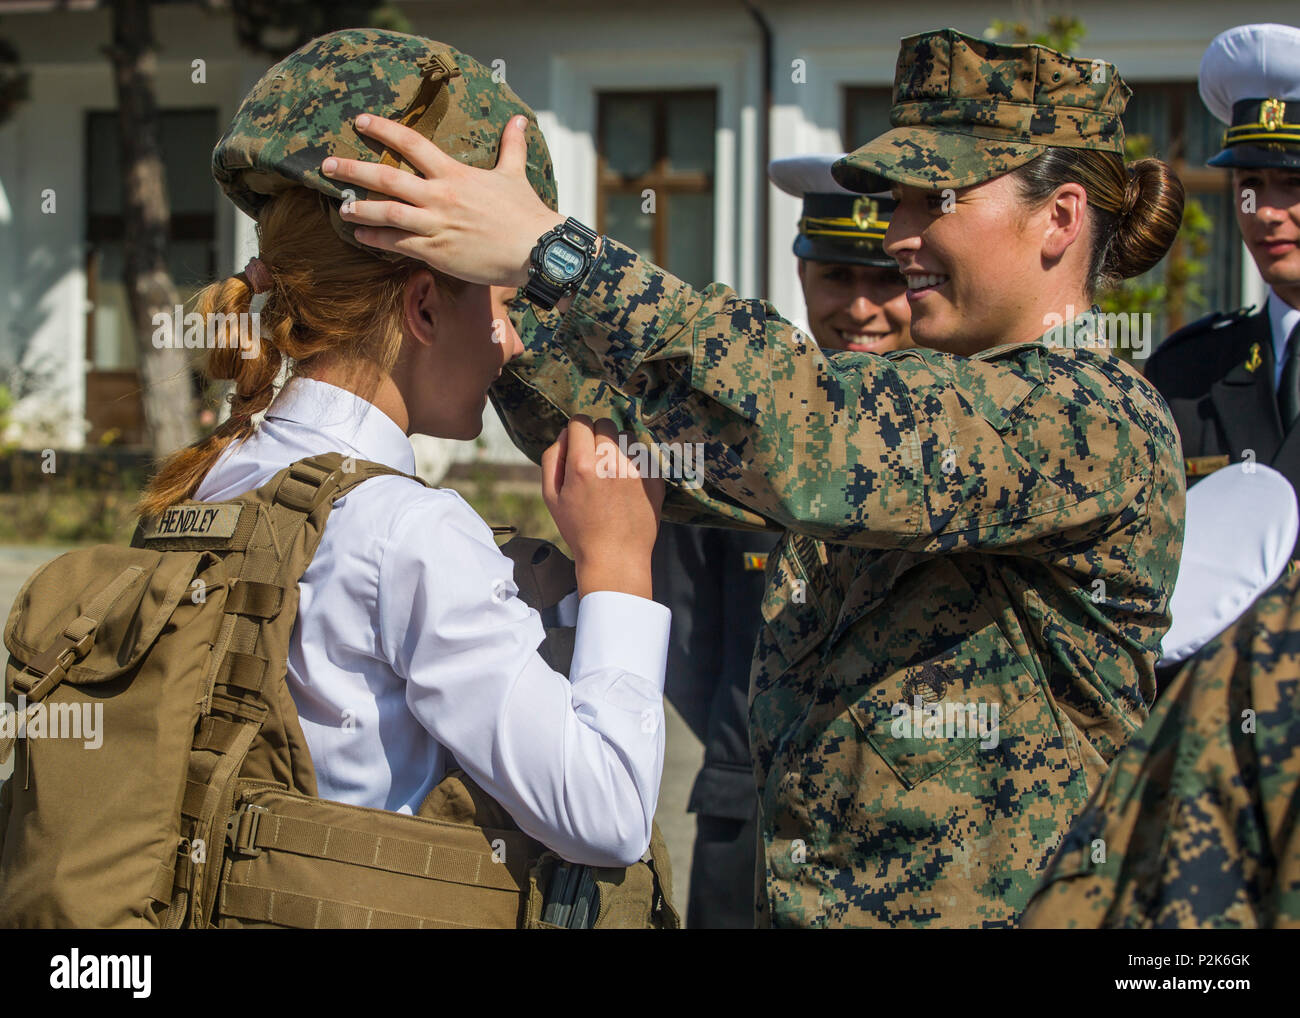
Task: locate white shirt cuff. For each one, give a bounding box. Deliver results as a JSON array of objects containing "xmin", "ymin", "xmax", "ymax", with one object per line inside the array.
[{"xmin": 570, "ymin": 590, "xmax": 671, "ymax": 691}]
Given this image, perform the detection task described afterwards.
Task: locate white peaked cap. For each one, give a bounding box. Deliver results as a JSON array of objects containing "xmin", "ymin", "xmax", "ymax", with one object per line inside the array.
[
  {"xmin": 1198, "ymin": 23, "xmax": 1300, "ymax": 125},
  {"xmin": 1159, "ymin": 463, "xmax": 1299, "ymax": 664},
  {"xmin": 768, "ymin": 154, "xmax": 856, "ymax": 197}
]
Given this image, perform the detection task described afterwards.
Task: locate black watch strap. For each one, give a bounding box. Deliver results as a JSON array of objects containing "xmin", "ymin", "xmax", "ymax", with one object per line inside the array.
[
  {"xmin": 524, "ymin": 269, "xmax": 567, "ymax": 311},
  {"xmin": 524, "ymin": 217, "xmax": 599, "ymax": 310}
]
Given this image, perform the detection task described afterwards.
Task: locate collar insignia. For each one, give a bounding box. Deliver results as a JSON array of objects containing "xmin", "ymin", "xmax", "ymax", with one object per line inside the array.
[{"xmin": 1245, "ymin": 343, "xmax": 1263, "ymax": 373}]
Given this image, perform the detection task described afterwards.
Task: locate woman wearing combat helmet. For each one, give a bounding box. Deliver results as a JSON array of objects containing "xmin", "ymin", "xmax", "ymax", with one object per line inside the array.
[
  {"xmin": 326, "ymin": 27, "xmax": 1186, "ymax": 927},
  {"xmin": 141, "ymin": 30, "xmax": 672, "ymax": 886}
]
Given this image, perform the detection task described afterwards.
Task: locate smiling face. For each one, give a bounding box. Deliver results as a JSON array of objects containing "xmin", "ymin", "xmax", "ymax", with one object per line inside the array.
[
  {"xmin": 1233, "ymin": 167, "xmax": 1300, "ymax": 307},
  {"xmin": 396, "ymin": 276, "xmax": 523, "ymax": 440},
  {"xmin": 885, "ymin": 173, "xmax": 1082, "ymax": 356},
  {"xmin": 797, "ymin": 260, "xmax": 912, "ymax": 353}
]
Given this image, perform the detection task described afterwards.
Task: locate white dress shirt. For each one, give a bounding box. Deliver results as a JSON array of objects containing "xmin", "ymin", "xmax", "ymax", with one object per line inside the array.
[
  {"xmin": 1268, "ymin": 289, "xmax": 1300, "ymax": 389},
  {"xmin": 194, "ymin": 377, "xmax": 671, "ymax": 867}
]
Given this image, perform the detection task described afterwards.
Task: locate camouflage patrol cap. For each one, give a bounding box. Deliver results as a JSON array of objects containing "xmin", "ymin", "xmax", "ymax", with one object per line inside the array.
[
  {"xmin": 833, "ymin": 27, "xmax": 1131, "ymax": 193},
  {"xmin": 212, "ymin": 28, "xmax": 557, "ymax": 261}
]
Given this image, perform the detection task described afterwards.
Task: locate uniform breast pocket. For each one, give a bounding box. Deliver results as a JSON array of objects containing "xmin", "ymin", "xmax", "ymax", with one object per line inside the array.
[{"xmin": 828, "ymin": 559, "xmax": 1041, "ymax": 790}]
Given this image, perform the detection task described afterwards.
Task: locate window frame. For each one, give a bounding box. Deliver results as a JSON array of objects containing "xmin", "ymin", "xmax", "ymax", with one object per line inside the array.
[{"xmin": 595, "ymin": 88, "xmax": 717, "ymax": 280}]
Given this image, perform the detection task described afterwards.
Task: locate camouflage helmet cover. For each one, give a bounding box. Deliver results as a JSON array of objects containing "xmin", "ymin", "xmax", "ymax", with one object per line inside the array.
[
  {"xmin": 212, "ymin": 29, "xmax": 558, "ymax": 260},
  {"xmin": 834, "ymin": 27, "xmax": 1131, "ymax": 193}
]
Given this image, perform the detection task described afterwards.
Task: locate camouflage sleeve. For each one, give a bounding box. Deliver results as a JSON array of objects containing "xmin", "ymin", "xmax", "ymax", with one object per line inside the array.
[
  {"xmin": 494, "ymin": 237, "xmax": 1179, "ymax": 550},
  {"xmin": 493, "ymin": 296, "xmax": 772, "ymax": 530}
]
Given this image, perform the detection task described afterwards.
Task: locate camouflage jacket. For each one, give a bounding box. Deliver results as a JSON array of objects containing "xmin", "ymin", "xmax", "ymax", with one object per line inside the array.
[
  {"xmin": 1020, "ymin": 566, "xmax": 1300, "ymax": 928},
  {"xmin": 493, "ymin": 239, "xmax": 1185, "ymax": 927}
]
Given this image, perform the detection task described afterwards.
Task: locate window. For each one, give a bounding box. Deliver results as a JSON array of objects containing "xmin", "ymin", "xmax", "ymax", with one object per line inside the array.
[
  {"xmin": 84, "ymin": 108, "xmax": 218, "ymax": 445},
  {"xmin": 596, "ymin": 90, "xmax": 716, "ymax": 289},
  {"xmin": 844, "ymin": 86, "xmax": 893, "ymax": 152}
]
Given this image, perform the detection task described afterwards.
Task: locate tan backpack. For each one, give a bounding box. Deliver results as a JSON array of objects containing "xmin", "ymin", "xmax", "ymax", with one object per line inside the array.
[{"xmin": 0, "ymin": 452, "xmax": 677, "ymax": 929}]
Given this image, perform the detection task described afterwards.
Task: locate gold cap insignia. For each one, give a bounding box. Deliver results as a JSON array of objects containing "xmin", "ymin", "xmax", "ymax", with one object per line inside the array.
[
  {"xmin": 1261, "ymin": 98, "xmax": 1286, "ymax": 132},
  {"xmin": 852, "ymin": 196, "xmax": 879, "ymax": 231}
]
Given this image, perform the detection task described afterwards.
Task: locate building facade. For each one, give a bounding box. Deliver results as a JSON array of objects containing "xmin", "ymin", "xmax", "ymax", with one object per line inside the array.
[{"xmin": 0, "ymin": 0, "xmax": 1289, "ymax": 455}]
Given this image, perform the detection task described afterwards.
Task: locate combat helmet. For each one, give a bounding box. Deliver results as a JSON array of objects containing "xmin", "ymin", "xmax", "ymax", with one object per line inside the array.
[{"xmin": 212, "ymin": 28, "xmax": 557, "ymax": 259}]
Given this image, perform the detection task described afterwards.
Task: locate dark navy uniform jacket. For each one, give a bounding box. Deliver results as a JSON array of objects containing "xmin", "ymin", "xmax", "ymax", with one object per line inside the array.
[
  {"xmin": 654, "ymin": 521, "xmax": 776, "ymax": 819},
  {"xmin": 1146, "ymin": 306, "xmax": 1300, "ymax": 558}
]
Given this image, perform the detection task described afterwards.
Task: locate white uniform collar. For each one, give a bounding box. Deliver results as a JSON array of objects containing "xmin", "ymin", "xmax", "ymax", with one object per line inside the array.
[{"xmin": 264, "ymin": 375, "xmax": 416, "ymax": 475}]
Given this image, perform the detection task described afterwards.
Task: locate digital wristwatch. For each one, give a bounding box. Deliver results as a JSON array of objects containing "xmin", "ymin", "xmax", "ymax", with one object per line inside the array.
[{"xmin": 522, "ymin": 217, "xmax": 600, "ymax": 310}]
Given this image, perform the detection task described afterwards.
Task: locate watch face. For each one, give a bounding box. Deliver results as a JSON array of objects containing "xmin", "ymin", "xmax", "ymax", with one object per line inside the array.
[{"xmin": 542, "ymin": 239, "xmax": 585, "ymax": 282}]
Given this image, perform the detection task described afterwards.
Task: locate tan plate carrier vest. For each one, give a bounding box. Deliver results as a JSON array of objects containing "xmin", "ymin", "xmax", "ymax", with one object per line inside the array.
[{"xmin": 0, "ymin": 453, "xmax": 677, "ymax": 929}]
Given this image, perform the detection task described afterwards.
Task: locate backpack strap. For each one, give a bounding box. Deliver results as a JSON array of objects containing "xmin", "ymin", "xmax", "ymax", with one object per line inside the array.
[
  {"xmin": 259, "ymin": 452, "xmax": 430, "ymax": 563},
  {"xmin": 219, "ymin": 453, "xmax": 426, "ymax": 703},
  {"xmin": 201, "ymin": 453, "xmax": 424, "ymax": 721},
  {"xmin": 269, "ymin": 453, "xmax": 429, "ymax": 519},
  {"xmin": 498, "ymin": 536, "xmax": 576, "ymax": 613},
  {"xmin": 172, "ymin": 452, "xmax": 429, "ymax": 928},
  {"xmin": 225, "ymin": 453, "xmax": 424, "ymax": 669},
  {"xmin": 241, "ymin": 452, "xmax": 429, "ymax": 655}
]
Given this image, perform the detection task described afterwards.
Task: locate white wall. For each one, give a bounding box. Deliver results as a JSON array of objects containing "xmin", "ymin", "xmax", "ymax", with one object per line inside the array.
[{"xmin": 1, "ymin": 59, "xmax": 93, "ymax": 448}]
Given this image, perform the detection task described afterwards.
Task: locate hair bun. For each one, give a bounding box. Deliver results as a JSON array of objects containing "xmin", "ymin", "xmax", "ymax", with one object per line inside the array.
[
  {"xmin": 1104, "ymin": 157, "xmax": 1184, "ymax": 281},
  {"xmin": 1120, "ymin": 166, "xmax": 1141, "ymax": 218}
]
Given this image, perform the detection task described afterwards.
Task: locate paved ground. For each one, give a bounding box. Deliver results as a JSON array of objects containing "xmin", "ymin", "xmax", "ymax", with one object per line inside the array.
[
  {"xmin": 657, "ymin": 697, "xmax": 705, "ymax": 922},
  {"xmin": 0, "ymin": 544, "xmax": 706, "ymax": 924}
]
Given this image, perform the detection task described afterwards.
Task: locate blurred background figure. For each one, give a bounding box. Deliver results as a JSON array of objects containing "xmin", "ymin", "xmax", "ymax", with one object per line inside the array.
[
  {"xmin": 769, "ymin": 154, "xmax": 913, "ymax": 354},
  {"xmin": 652, "ymin": 521, "xmax": 774, "ymax": 928},
  {"xmin": 1146, "ymin": 23, "xmax": 1300, "ymax": 555},
  {"xmin": 654, "ymin": 152, "xmax": 910, "ymax": 929}
]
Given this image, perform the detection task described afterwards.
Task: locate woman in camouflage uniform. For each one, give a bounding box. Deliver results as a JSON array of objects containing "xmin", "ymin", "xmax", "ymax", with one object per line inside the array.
[{"xmin": 326, "ymin": 27, "xmax": 1186, "ymax": 927}]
